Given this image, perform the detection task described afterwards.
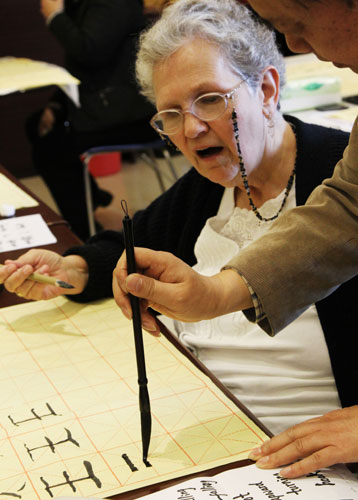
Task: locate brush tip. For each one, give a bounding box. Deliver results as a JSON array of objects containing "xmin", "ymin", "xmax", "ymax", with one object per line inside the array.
[{"xmin": 57, "ymin": 280, "xmax": 75, "ymax": 289}]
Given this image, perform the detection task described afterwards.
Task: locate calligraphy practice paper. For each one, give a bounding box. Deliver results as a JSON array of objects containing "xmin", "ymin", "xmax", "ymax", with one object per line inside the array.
[{"xmin": 0, "ymin": 298, "xmax": 268, "ymax": 499}]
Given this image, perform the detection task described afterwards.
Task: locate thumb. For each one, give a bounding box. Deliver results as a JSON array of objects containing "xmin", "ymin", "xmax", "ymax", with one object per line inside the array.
[
  {"xmin": 126, "ymin": 273, "xmax": 158, "ymax": 300},
  {"xmin": 126, "ymin": 273, "xmax": 175, "ymax": 316}
]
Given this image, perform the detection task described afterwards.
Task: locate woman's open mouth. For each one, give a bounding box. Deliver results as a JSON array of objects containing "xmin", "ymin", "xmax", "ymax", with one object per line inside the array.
[{"xmin": 196, "ymin": 146, "xmax": 223, "ymax": 158}]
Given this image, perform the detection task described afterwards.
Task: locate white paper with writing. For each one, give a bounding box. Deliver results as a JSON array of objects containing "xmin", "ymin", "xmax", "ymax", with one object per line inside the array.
[
  {"xmin": 0, "ymin": 213, "xmax": 57, "ymax": 252},
  {"xmin": 131, "ymin": 464, "xmax": 358, "ymax": 500}
]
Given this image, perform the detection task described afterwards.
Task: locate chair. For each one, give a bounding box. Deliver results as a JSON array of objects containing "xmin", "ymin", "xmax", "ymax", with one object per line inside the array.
[{"xmin": 82, "ymin": 139, "xmax": 178, "ymax": 236}]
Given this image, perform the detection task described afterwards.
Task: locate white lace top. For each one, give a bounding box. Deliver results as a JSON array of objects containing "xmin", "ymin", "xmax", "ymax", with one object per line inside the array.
[{"xmin": 174, "ymin": 186, "xmax": 341, "ymax": 434}]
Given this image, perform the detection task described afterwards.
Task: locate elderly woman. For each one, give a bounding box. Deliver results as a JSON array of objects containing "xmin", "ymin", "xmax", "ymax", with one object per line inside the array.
[{"xmin": 0, "ymin": 0, "xmax": 351, "ymax": 436}]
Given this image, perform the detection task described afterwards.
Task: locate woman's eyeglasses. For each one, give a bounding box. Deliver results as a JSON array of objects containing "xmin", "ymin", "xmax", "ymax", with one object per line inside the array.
[{"xmin": 150, "ymin": 81, "xmax": 245, "ymax": 136}]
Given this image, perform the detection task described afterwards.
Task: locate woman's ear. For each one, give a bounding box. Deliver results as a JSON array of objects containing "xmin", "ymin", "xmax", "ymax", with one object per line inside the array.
[{"xmin": 259, "ymin": 66, "xmax": 280, "ymax": 118}]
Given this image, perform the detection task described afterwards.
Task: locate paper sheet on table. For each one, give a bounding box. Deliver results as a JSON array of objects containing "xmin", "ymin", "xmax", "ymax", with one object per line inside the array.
[
  {"xmin": 0, "ymin": 57, "xmax": 80, "ymax": 105},
  {"xmin": 0, "ymin": 297, "xmax": 268, "ymax": 499},
  {"xmin": 0, "ymin": 213, "xmax": 56, "ymax": 252},
  {"xmin": 135, "ymin": 463, "xmax": 358, "ymax": 499},
  {"xmin": 0, "ymin": 173, "xmax": 38, "ymax": 209}
]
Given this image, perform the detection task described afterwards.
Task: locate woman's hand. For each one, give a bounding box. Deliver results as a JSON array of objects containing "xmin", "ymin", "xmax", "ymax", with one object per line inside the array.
[
  {"xmin": 112, "ymin": 247, "xmax": 252, "ymax": 335},
  {"xmin": 0, "ymin": 249, "xmax": 89, "ymax": 301},
  {"xmin": 248, "ymin": 406, "xmax": 358, "ymax": 478}
]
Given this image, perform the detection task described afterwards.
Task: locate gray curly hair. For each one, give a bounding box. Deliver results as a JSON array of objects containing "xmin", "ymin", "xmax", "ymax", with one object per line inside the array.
[{"xmin": 136, "ymin": 0, "xmax": 286, "ymax": 104}]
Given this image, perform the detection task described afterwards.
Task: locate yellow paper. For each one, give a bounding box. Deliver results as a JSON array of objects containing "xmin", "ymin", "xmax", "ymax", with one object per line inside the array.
[
  {"xmin": 0, "ymin": 297, "xmax": 268, "ymax": 499},
  {"xmin": 0, "ymin": 57, "xmax": 79, "ymax": 95},
  {"xmin": 0, "ymin": 173, "xmax": 38, "ymax": 209}
]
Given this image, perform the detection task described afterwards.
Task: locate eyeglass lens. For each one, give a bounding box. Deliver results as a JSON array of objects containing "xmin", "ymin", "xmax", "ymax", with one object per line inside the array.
[{"xmin": 153, "ymin": 93, "xmax": 228, "ymax": 134}]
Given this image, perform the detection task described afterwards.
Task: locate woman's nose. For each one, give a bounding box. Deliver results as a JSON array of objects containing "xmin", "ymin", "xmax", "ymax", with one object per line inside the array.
[
  {"xmin": 285, "ymin": 34, "xmax": 313, "ymax": 54},
  {"xmin": 183, "ymin": 113, "xmax": 208, "ymax": 138}
]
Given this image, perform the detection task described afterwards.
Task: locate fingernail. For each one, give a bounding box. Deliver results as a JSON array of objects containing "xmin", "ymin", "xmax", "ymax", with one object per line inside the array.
[
  {"xmin": 279, "ymin": 466, "xmax": 292, "ymax": 478},
  {"xmin": 122, "ymin": 306, "xmax": 132, "ymax": 320},
  {"xmin": 256, "ymin": 455, "xmax": 270, "ymax": 468},
  {"xmin": 248, "ymin": 447, "xmax": 262, "ymax": 460},
  {"xmin": 127, "ymin": 275, "xmax": 142, "ymax": 293},
  {"xmin": 142, "ymin": 321, "xmax": 158, "ymax": 332},
  {"xmin": 4, "ymin": 263, "xmax": 16, "ymax": 272}
]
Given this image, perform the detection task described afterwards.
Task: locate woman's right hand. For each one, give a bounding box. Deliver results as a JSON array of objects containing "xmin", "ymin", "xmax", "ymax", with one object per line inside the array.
[
  {"xmin": 0, "ymin": 249, "xmax": 89, "ymax": 301},
  {"xmin": 112, "ymin": 247, "xmax": 253, "ymax": 334}
]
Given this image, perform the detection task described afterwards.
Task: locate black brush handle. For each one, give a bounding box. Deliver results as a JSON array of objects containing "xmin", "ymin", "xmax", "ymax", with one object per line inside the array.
[{"xmin": 121, "ymin": 201, "xmax": 152, "ymax": 462}]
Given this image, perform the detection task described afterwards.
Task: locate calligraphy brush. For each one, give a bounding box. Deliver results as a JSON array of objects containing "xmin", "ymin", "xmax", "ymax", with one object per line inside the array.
[
  {"xmin": 0, "ymin": 263, "xmax": 74, "ymax": 289},
  {"xmin": 121, "ymin": 200, "xmax": 152, "ymax": 464}
]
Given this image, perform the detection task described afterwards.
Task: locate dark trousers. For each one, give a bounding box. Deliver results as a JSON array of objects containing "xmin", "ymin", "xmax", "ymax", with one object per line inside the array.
[{"xmin": 26, "ymin": 111, "xmax": 157, "ymax": 241}]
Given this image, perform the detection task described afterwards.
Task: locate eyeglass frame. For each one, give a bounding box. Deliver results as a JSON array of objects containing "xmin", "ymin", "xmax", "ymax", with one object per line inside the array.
[{"xmin": 150, "ymin": 80, "xmax": 246, "ymax": 136}]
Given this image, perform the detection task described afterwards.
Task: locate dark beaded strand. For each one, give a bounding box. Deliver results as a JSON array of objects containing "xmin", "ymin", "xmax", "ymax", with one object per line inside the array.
[{"xmin": 232, "ymin": 108, "xmax": 296, "ymax": 222}]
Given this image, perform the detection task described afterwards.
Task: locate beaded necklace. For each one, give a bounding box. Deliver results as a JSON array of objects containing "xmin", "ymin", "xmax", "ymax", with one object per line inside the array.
[{"xmin": 232, "ymin": 108, "xmax": 296, "ymax": 222}]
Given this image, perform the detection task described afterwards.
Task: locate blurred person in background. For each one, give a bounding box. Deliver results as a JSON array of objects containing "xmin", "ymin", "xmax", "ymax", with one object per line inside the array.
[{"xmin": 26, "ymin": 0, "xmax": 158, "ymax": 240}]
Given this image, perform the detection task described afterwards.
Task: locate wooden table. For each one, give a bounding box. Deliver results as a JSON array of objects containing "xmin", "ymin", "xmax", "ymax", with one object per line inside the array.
[{"xmin": 0, "ymin": 165, "xmax": 271, "ymax": 499}]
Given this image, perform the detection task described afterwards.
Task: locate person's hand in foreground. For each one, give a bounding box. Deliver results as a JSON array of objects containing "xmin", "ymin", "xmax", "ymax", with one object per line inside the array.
[
  {"xmin": 0, "ymin": 249, "xmax": 89, "ymax": 301},
  {"xmin": 112, "ymin": 247, "xmax": 252, "ymax": 335},
  {"xmin": 248, "ymin": 405, "xmax": 358, "ymax": 478}
]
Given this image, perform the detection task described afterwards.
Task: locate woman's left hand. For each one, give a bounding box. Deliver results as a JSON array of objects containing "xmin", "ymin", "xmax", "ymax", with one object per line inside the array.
[
  {"xmin": 0, "ymin": 249, "xmax": 89, "ymax": 301},
  {"xmin": 248, "ymin": 405, "xmax": 358, "ymax": 478}
]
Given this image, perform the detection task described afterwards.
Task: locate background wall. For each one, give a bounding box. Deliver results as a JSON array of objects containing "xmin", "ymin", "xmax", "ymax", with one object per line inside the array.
[{"xmin": 0, "ymin": 0, "xmax": 63, "ymax": 177}]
